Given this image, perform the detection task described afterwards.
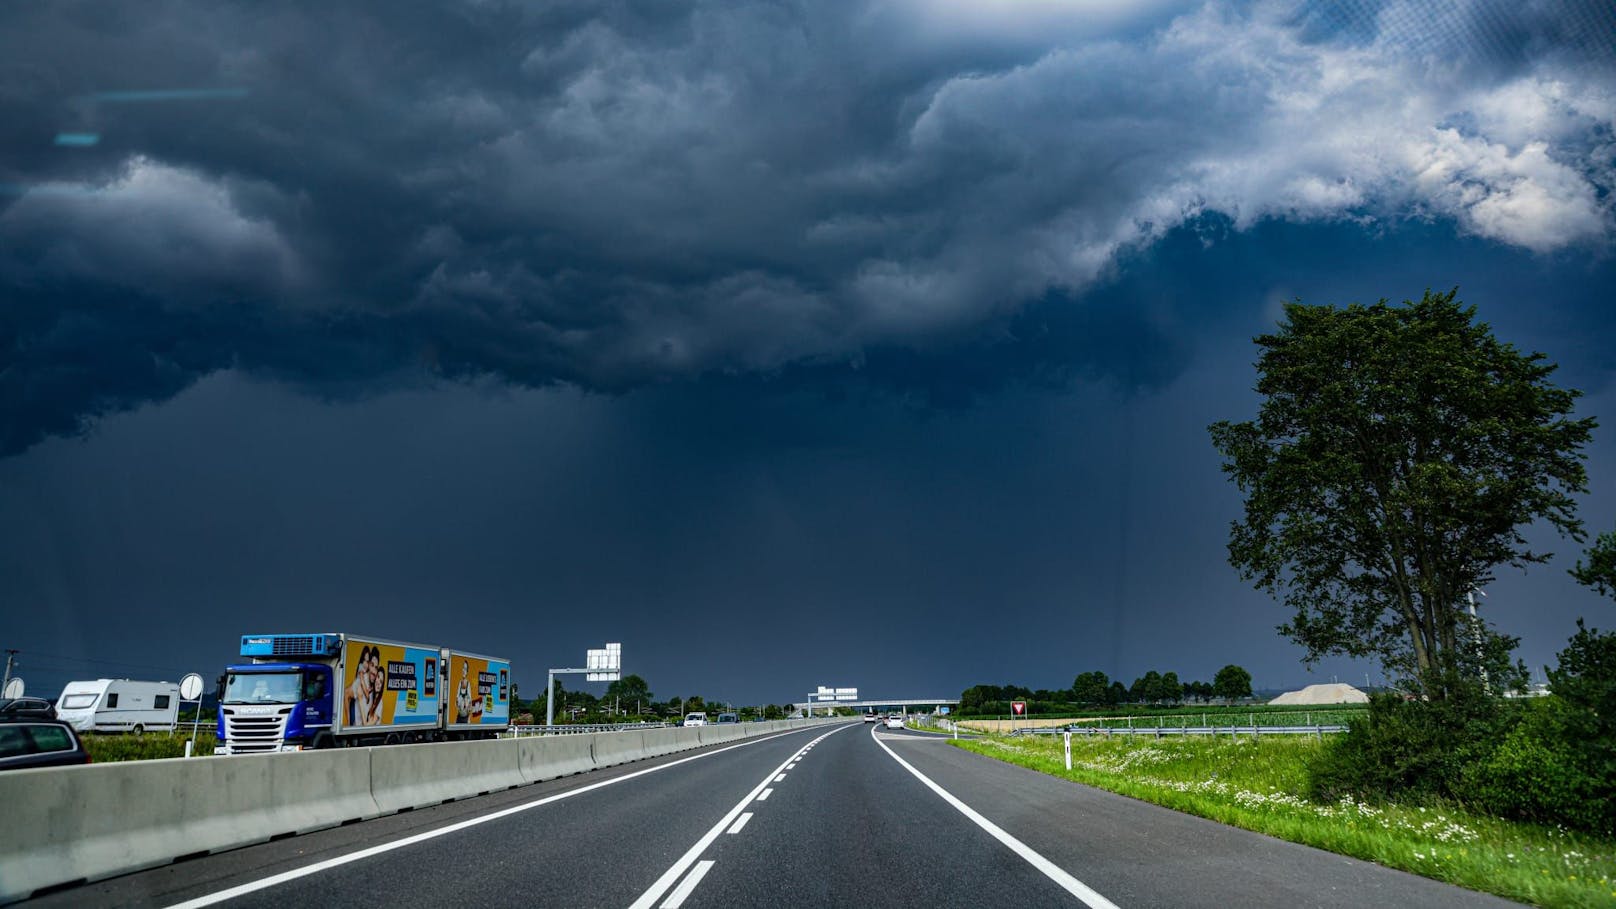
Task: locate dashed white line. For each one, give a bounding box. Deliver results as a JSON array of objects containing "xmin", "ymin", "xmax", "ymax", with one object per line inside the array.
[
  {"xmin": 756, "ymin": 788, "xmax": 773, "ymax": 801},
  {"xmin": 161, "ymin": 726, "xmax": 827, "ymax": 909},
  {"xmin": 869, "ymin": 724, "xmax": 1119, "ymax": 909},
  {"xmin": 660, "ymin": 860, "xmax": 715, "ymax": 909},
  {"xmin": 726, "ymin": 813, "xmax": 753, "ymax": 835},
  {"xmin": 774, "ymin": 773, "xmax": 787, "ymax": 782},
  {"xmin": 628, "ymin": 723, "xmax": 855, "ymax": 909}
]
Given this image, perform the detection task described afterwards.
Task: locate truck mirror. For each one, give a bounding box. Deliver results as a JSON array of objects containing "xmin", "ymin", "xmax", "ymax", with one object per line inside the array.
[{"xmin": 215, "ymin": 674, "xmax": 225, "ymax": 701}]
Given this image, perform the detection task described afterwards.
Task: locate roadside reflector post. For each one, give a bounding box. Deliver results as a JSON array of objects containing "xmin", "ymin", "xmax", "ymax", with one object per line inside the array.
[{"xmin": 1064, "ymin": 731, "xmax": 1072, "ymax": 771}]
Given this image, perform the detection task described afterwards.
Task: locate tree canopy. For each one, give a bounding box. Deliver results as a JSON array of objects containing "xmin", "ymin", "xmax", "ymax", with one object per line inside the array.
[
  {"xmin": 1213, "ymin": 664, "xmax": 1252, "ymax": 702},
  {"xmin": 1572, "ymin": 528, "xmax": 1616, "ymax": 599},
  {"xmin": 1209, "ymin": 290, "xmax": 1594, "ymax": 694}
]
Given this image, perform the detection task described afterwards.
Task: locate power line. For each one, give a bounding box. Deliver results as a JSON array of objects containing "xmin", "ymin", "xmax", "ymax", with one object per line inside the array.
[{"xmin": 2, "ymin": 649, "xmax": 194, "ymax": 677}]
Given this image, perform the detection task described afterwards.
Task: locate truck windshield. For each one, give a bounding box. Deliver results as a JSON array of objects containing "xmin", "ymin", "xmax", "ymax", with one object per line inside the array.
[{"xmin": 223, "ymin": 672, "xmax": 303, "ymax": 704}]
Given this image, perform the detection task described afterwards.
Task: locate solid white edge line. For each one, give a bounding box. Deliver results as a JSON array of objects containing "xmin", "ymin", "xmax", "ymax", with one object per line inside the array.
[
  {"xmin": 160, "ymin": 726, "xmax": 829, "ymax": 909},
  {"xmin": 627, "ymin": 723, "xmax": 855, "ymax": 909},
  {"xmin": 869, "ymin": 725, "xmax": 1120, "ymax": 909},
  {"xmin": 660, "ymin": 860, "xmax": 715, "ymax": 909},
  {"xmin": 726, "ymin": 812, "xmax": 753, "ymax": 835}
]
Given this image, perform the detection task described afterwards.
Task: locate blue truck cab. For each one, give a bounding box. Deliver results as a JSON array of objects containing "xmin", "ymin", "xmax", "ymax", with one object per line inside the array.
[{"xmin": 216, "ymin": 634, "xmax": 342, "ymax": 754}]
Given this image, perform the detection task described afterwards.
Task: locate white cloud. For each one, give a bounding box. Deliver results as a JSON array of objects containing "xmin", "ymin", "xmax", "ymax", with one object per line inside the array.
[{"xmin": 0, "ymin": 157, "xmax": 304, "ymax": 302}]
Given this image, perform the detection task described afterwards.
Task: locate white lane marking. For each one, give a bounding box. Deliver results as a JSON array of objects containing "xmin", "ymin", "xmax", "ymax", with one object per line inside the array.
[
  {"xmin": 660, "ymin": 860, "xmax": 715, "ymax": 909},
  {"xmin": 774, "ymin": 773, "xmax": 787, "ymax": 782},
  {"xmin": 726, "ymin": 813, "xmax": 753, "ymax": 835},
  {"xmin": 869, "ymin": 725, "xmax": 1119, "ymax": 909},
  {"xmin": 628, "ymin": 723, "xmax": 855, "ymax": 909},
  {"xmin": 756, "ymin": 788, "xmax": 773, "ymax": 801},
  {"xmin": 162, "ymin": 727, "xmax": 829, "ymax": 909}
]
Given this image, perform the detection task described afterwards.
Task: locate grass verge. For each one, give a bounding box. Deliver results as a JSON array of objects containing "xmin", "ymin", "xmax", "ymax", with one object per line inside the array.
[
  {"xmin": 954, "ymin": 733, "xmax": 1614, "ymax": 908},
  {"xmin": 83, "ymin": 729, "xmax": 217, "ymax": 762}
]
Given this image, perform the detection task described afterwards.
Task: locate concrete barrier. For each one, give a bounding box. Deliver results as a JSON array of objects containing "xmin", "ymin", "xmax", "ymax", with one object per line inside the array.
[
  {"xmin": 370, "ymin": 738, "xmax": 523, "ymax": 814},
  {"xmin": 699, "ymin": 725, "xmax": 746, "ymax": 745},
  {"xmin": 590, "ymin": 729, "xmax": 648, "ymax": 769},
  {"xmin": 517, "ymin": 734, "xmax": 596, "ymax": 783},
  {"xmin": 0, "ymin": 747, "xmax": 379, "ymax": 903},
  {"xmin": 640, "ymin": 725, "xmax": 699, "ymax": 759}
]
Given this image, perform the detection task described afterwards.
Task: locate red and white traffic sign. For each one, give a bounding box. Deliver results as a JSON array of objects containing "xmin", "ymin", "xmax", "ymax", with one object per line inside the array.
[{"xmin": 1011, "ymin": 701, "xmax": 1027, "ymax": 716}]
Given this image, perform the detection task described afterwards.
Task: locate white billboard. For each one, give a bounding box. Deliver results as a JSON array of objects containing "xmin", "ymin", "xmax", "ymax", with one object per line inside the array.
[{"xmin": 586, "ymin": 642, "xmax": 622, "ymax": 681}]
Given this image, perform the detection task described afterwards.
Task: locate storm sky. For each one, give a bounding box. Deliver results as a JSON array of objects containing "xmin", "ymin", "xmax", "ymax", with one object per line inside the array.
[{"xmin": 3, "ymin": 0, "xmax": 1614, "ymax": 705}]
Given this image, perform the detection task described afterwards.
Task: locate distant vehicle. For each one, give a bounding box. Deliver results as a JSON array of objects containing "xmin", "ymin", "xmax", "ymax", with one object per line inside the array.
[
  {"xmin": 683, "ymin": 712, "xmax": 708, "ymax": 727},
  {"xmin": 715, "ymin": 712, "xmax": 738, "ymax": 724},
  {"xmin": 885, "ymin": 715, "xmax": 905, "ymax": 729},
  {"xmin": 0, "ymin": 720, "xmax": 92, "ymax": 772},
  {"xmin": 54, "ymin": 680, "xmax": 180, "ymax": 734},
  {"xmin": 0, "ymin": 697, "xmax": 56, "ymax": 721},
  {"xmin": 862, "ymin": 713, "xmax": 878, "ymax": 723}
]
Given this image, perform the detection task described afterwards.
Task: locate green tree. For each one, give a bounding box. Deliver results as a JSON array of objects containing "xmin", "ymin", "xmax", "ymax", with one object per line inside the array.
[
  {"xmin": 1209, "ymin": 290, "xmax": 1594, "ymax": 695},
  {"xmin": 1548, "ymin": 620, "xmax": 1616, "ymax": 765},
  {"xmin": 604, "ymin": 674, "xmax": 653, "ymax": 715},
  {"xmin": 1130, "ymin": 671, "xmax": 1163, "ymax": 704},
  {"xmin": 1071, "ymin": 671, "xmax": 1110, "ymax": 706},
  {"xmin": 1159, "ymin": 672, "xmax": 1181, "ymax": 705},
  {"xmin": 1572, "ymin": 528, "xmax": 1616, "ymax": 599},
  {"xmin": 1213, "ymin": 664, "xmax": 1252, "ymax": 703},
  {"xmin": 1107, "ymin": 681, "xmax": 1127, "ymax": 705}
]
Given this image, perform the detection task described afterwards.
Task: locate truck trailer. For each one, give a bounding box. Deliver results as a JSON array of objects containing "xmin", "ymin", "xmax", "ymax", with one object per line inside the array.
[
  {"xmin": 216, "ymin": 633, "xmax": 511, "ymax": 754},
  {"xmin": 54, "ymin": 679, "xmax": 181, "ymax": 734}
]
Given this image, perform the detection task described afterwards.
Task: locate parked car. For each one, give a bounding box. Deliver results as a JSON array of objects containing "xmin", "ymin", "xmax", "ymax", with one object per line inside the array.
[
  {"xmin": 0, "ymin": 697, "xmax": 56, "ymax": 721},
  {"xmin": 885, "ymin": 715, "xmax": 905, "ymax": 729},
  {"xmin": 683, "ymin": 712, "xmax": 708, "ymax": 727},
  {"xmin": 0, "ymin": 720, "xmax": 92, "ymax": 771}
]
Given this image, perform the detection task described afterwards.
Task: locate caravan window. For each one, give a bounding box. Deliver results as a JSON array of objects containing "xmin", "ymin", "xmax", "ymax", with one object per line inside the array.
[
  {"xmin": 105, "ymin": 693, "xmax": 119, "ymax": 708},
  {"xmin": 60, "ymin": 694, "xmax": 97, "ymax": 710},
  {"xmin": 154, "ymin": 695, "xmax": 171, "ymax": 709}
]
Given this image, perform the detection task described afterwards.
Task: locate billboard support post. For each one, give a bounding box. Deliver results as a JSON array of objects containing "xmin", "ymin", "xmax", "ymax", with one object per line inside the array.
[{"xmin": 546, "ymin": 643, "xmax": 621, "ymax": 727}]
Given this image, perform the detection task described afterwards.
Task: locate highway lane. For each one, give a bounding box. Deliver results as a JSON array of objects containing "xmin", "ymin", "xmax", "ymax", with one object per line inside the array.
[
  {"xmin": 25, "ymin": 725, "xmax": 837, "ymax": 909},
  {"xmin": 24, "ymin": 721, "xmax": 1521, "ymax": 908},
  {"xmin": 861, "ymin": 725, "xmax": 1517, "ymax": 908}
]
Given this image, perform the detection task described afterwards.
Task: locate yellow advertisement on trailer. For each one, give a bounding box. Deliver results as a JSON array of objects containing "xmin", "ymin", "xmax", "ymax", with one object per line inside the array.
[
  {"xmin": 444, "ymin": 650, "xmax": 511, "ymax": 729},
  {"xmin": 339, "ymin": 637, "xmax": 441, "ymax": 730}
]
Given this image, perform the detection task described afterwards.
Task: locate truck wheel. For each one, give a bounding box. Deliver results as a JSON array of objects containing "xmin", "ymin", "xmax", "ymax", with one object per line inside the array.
[
  {"xmin": 311, "ymin": 733, "xmax": 334, "ymax": 750},
  {"xmin": 384, "ymin": 733, "xmax": 401, "ymax": 746}
]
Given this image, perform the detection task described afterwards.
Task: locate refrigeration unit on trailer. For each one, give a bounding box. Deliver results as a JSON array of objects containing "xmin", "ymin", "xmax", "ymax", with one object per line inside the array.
[
  {"xmin": 53, "ymin": 679, "xmax": 181, "ymax": 733},
  {"xmin": 216, "ymin": 632, "xmax": 512, "ymax": 754}
]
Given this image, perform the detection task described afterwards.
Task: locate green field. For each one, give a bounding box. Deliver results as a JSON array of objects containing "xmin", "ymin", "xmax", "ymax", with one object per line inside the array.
[{"xmin": 954, "ymin": 733, "xmax": 1615, "ymax": 908}]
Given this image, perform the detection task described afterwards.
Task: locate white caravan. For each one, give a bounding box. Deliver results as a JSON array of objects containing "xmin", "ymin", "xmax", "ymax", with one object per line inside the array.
[{"xmin": 54, "ymin": 679, "xmax": 181, "ymax": 733}]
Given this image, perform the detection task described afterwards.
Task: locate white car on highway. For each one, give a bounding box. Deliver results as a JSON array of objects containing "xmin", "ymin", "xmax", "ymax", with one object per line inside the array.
[
  {"xmin": 683, "ymin": 712, "xmax": 708, "ymax": 727},
  {"xmin": 884, "ymin": 715, "xmax": 904, "ymax": 729},
  {"xmin": 863, "ymin": 713, "xmax": 878, "ymax": 723}
]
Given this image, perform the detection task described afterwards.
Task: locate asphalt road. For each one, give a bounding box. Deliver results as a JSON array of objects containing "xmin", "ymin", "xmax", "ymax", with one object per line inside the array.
[{"xmin": 26, "ymin": 722, "xmax": 1520, "ymax": 908}]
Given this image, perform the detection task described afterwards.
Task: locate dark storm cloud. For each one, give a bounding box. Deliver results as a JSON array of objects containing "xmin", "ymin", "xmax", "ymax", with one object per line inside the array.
[{"xmin": 2, "ymin": 0, "xmax": 1613, "ymax": 455}]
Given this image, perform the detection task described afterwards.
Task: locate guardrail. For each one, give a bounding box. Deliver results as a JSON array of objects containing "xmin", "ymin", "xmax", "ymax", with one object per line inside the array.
[
  {"xmin": 0, "ymin": 716, "xmax": 845, "ymax": 903},
  {"xmin": 1010, "ymin": 724, "xmax": 1348, "ymax": 739},
  {"xmin": 506, "ymin": 722, "xmax": 675, "ymax": 736}
]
